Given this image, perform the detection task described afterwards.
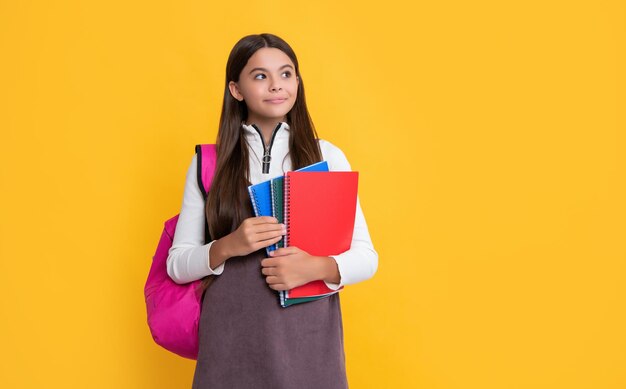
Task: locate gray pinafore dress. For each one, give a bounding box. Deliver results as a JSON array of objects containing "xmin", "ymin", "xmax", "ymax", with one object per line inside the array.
[{"xmin": 192, "ymin": 206, "xmax": 348, "ymax": 389}]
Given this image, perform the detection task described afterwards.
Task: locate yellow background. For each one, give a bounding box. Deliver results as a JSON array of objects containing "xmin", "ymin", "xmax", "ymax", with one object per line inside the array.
[{"xmin": 1, "ymin": 0, "xmax": 625, "ymax": 388}]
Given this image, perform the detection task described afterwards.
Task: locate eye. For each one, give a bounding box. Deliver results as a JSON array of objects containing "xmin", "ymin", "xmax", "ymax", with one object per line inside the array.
[
  {"xmin": 254, "ymin": 73, "xmax": 266, "ymax": 80},
  {"xmin": 282, "ymin": 71, "xmax": 292, "ymax": 78}
]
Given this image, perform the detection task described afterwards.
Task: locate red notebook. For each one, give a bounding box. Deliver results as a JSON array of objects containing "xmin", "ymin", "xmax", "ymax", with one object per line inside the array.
[{"xmin": 284, "ymin": 171, "xmax": 359, "ymax": 299}]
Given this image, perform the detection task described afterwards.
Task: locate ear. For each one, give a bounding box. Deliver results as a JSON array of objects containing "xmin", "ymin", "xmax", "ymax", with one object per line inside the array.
[{"xmin": 228, "ymin": 81, "xmax": 244, "ymax": 101}]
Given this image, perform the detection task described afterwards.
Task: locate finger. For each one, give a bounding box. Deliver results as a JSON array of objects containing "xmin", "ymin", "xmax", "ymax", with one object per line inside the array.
[
  {"xmin": 268, "ymin": 282, "xmax": 287, "ymax": 291},
  {"xmin": 261, "ymin": 267, "xmax": 275, "ymax": 276},
  {"xmin": 261, "ymin": 257, "xmax": 278, "ymax": 268},
  {"xmin": 253, "ymin": 223, "xmax": 286, "ymax": 234},
  {"xmin": 251, "ymin": 216, "xmax": 279, "ymax": 225},
  {"xmin": 270, "ymin": 246, "xmax": 296, "ymax": 256},
  {"xmin": 271, "ymin": 248, "xmax": 284, "ymax": 256},
  {"xmin": 249, "ymin": 239, "xmax": 282, "ymax": 256},
  {"xmin": 254, "ymin": 233, "xmax": 284, "ymax": 246},
  {"xmin": 264, "ymin": 275, "xmax": 281, "ymax": 285}
]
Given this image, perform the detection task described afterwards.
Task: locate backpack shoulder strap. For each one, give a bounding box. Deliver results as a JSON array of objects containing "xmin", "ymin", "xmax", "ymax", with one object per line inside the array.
[{"xmin": 194, "ymin": 144, "xmax": 217, "ymax": 199}]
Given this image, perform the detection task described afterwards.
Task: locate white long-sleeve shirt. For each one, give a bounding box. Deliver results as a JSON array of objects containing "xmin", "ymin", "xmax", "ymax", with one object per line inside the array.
[{"xmin": 166, "ymin": 122, "xmax": 378, "ymax": 290}]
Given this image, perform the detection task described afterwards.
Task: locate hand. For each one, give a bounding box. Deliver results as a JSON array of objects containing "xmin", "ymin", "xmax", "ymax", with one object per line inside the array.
[
  {"xmin": 224, "ymin": 216, "xmax": 285, "ymax": 258},
  {"xmin": 260, "ymin": 247, "xmax": 321, "ymax": 291}
]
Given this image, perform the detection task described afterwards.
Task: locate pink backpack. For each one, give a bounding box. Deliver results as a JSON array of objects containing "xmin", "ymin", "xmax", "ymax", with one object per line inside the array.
[{"xmin": 144, "ymin": 144, "xmax": 217, "ymax": 359}]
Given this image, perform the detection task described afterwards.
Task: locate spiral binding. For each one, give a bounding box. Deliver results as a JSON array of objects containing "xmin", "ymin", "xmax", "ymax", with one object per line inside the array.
[
  {"xmin": 248, "ymin": 186, "xmax": 262, "ymax": 219},
  {"xmin": 284, "ymin": 173, "xmax": 291, "ymax": 248}
]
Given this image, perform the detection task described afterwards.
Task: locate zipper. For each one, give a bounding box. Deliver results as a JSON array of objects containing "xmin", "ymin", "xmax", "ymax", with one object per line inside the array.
[{"xmin": 251, "ymin": 122, "xmax": 283, "ymax": 174}]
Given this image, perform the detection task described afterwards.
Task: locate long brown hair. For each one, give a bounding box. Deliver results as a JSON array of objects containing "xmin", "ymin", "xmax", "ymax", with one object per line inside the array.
[{"xmin": 200, "ymin": 34, "xmax": 322, "ymax": 291}]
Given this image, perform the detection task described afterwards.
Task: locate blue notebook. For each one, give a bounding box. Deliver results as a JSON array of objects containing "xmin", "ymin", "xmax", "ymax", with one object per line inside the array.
[
  {"xmin": 247, "ymin": 161, "xmax": 329, "ymax": 255},
  {"xmin": 247, "ymin": 179, "xmax": 274, "ymax": 255}
]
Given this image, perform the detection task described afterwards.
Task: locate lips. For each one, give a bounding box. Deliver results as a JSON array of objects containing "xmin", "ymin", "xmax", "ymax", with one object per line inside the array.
[{"xmin": 265, "ymin": 98, "xmax": 287, "ymax": 104}]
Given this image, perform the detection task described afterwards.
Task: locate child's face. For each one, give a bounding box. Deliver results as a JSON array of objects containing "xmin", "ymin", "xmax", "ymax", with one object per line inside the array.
[{"xmin": 229, "ymin": 47, "xmax": 299, "ymax": 126}]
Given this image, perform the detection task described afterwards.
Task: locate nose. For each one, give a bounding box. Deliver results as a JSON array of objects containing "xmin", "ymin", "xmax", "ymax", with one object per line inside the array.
[{"xmin": 269, "ymin": 78, "xmax": 282, "ymax": 92}]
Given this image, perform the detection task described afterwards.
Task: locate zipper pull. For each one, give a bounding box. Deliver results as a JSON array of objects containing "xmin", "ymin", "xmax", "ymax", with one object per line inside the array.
[{"xmin": 262, "ymin": 150, "xmax": 271, "ymax": 174}]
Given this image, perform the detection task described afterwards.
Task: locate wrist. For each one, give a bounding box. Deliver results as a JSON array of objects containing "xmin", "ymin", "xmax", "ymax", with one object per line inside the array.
[
  {"xmin": 317, "ymin": 256, "xmax": 341, "ymax": 284},
  {"xmin": 210, "ymin": 236, "xmax": 232, "ymax": 265}
]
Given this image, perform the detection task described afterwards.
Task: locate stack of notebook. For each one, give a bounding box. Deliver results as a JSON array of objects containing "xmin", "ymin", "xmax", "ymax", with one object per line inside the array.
[{"xmin": 248, "ymin": 161, "xmax": 359, "ymax": 307}]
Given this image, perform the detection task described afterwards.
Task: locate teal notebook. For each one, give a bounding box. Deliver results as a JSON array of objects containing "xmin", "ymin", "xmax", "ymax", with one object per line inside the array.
[
  {"xmin": 282, "ymin": 294, "xmax": 333, "ymax": 307},
  {"xmin": 270, "ymin": 178, "xmax": 285, "ymax": 249}
]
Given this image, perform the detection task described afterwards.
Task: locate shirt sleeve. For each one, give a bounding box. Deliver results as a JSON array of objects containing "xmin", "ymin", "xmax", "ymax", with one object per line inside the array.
[
  {"xmin": 166, "ymin": 154, "xmax": 225, "ymax": 284},
  {"xmin": 319, "ymin": 141, "xmax": 379, "ymax": 290}
]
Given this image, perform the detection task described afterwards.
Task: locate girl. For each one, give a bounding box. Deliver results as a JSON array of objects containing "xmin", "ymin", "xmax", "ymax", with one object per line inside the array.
[{"xmin": 167, "ymin": 33, "xmax": 378, "ymax": 388}]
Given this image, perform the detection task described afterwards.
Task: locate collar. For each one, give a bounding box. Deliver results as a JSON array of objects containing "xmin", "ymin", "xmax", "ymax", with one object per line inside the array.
[{"xmin": 241, "ymin": 121, "xmax": 290, "ymax": 139}]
